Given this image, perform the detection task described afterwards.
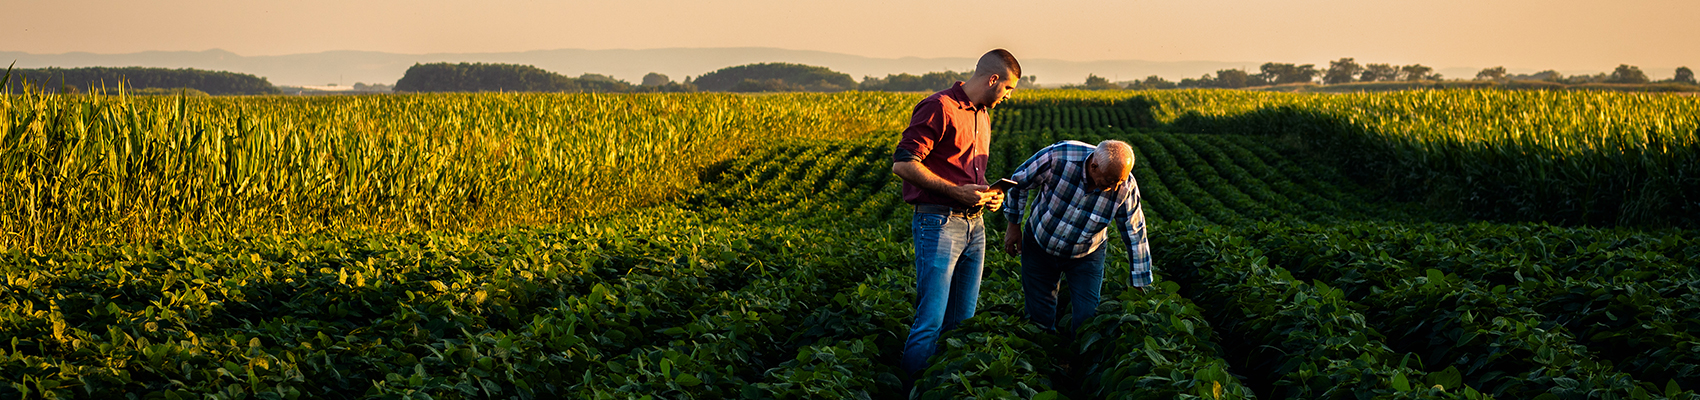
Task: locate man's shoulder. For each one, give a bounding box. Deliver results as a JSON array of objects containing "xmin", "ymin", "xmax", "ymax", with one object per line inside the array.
[
  {"xmin": 1043, "ymin": 141, "xmax": 1095, "ymax": 159},
  {"xmin": 925, "ymin": 89, "xmax": 962, "ymax": 105},
  {"xmin": 919, "ymin": 85, "xmax": 973, "ymax": 109},
  {"xmin": 911, "ymin": 91, "xmax": 951, "ymax": 113}
]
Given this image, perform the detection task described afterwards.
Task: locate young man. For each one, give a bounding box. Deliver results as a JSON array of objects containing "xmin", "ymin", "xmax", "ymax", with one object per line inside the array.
[
  {"xmin": 890, "ymin": 49, "xmax": 1020, "ymax": 379},
  {"xmin": 1000, "ymin": 140, "xmax": 1153, "ymax": 334}
]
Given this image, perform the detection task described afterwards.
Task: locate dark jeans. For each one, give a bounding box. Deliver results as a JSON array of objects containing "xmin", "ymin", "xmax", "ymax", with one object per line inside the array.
[
  {"xmin": 1020, "ymin": 230, "xmax": 1106, "ymax": 333},
  {"xmin": 900, "ymin": 211, "xmax": 985, "ymax": 378}
]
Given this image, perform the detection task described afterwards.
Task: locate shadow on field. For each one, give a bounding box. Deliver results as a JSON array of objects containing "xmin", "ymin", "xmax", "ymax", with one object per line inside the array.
[{"xmin": 1129, "ymin": 100, "xmax": 1700, "ymax": 229}]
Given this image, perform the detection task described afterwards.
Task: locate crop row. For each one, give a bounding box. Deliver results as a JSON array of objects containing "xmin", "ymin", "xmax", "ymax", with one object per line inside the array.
[
  {"xmin": 1157, "ymin": 222, "xmax": 1484, "ymax": 399},
  {"xmin": 1244, "ymin": 221, "xmax": 1699, "ymax": 388},
  {"xmin": 986, "ymin": 113, "xmax": 1405, "ymax": 227},
  {"xmin": 1006, "ymin": 90, "xmax": 1700, "ymax": 228},
  {"xmin": 1156, "ymin": 220, "xmax": 1700, "ymax": 399}
]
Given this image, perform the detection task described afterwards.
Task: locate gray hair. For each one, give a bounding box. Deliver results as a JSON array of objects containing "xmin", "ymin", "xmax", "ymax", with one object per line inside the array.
[{"xmin": 1093, "ymin": 140, "xmax": 1134, "ymax": 170}]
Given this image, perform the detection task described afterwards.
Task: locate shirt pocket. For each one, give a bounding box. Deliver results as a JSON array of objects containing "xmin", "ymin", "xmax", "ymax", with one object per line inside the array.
[{"xmin": 1076, "ymin": 209, "xmax": 1113, "ymax": 244}]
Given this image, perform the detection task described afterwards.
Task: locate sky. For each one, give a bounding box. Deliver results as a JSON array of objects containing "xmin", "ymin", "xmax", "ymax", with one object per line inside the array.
[{"xmin": 7, "ymin": 0, "xmax": 1699, "ymax": 78}]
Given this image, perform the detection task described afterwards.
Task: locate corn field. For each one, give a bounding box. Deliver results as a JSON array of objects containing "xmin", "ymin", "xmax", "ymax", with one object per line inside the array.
[{"xmin": 1, "ymin": 88, "xmax": 919, "ymax": 253}]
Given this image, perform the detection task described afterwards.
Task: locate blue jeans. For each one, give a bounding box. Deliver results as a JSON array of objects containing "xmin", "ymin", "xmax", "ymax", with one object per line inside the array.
[
  {"xmin": 900, "ymin": 211, "xmax": 985, "ymax": 378},
  {"xmin": 1020, "ymin": 230, "xmax": 1106, "ymax": 334}
]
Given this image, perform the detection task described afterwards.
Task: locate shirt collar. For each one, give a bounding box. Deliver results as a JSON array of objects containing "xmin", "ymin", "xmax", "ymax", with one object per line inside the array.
[{"xmin": 945, "ymin": 82, "xmax": 985, "ymax": 111}]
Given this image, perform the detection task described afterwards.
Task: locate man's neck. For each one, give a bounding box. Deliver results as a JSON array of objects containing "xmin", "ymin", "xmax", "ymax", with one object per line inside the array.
[{"xmin": 961, "ymin": 78, "xmax": 989, "ymax": 108}]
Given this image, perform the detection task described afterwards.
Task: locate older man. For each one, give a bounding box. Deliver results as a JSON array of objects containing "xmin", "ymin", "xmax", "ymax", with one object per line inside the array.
[
  {"xmin": 890, "ymin": 49, "xmax": 1020, "ymax": 379},
  {"xmin": 1000, "ymin": 139, "xmax": 1152, "ymax": 334}
]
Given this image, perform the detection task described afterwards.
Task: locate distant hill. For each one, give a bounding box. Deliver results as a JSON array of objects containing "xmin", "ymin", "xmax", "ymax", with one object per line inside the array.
[{"xmin": 3, "ymin": 66, "xmax": 278, "ymax": 95}]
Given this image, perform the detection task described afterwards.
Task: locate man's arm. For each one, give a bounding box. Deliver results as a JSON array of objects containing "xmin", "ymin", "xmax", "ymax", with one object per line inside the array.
[
  {"xmin": 1000, "ymin": 146, "xmax": 1055, "ymax": 255},
  {"xmin": 1118, "ymin": 180, "xmax": 1153, "ymax": 288},
  {"xmin": 891, "ymin": 100, "xmax": 994, "ymax": 207},
  {"xmin": 892, "ymin": 161, "xmax": 992, "ymax": 207}
]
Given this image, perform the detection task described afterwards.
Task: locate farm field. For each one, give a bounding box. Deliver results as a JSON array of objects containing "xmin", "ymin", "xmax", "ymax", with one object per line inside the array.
[{"xmin": 4, "ymin": 89, "xmax": 1700, "ymax": 399}]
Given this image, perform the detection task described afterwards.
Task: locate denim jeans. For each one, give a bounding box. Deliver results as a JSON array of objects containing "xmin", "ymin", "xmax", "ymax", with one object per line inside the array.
[
  {"xmin": 1020, "ymin": 229, "xmax": 1106, "ymax": 334},
  {"xmin": 900, "ymin": 211, "xmax": 985, "ymax": 378}
]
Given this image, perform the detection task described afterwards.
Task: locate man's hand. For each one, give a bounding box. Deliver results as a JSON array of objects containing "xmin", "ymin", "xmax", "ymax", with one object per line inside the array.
[
  {"xmin": 948, "ymin": 184, "xmax": 994, "ymax": 207},
  {"xmin": 983, "ymin": 191, "xmax": 1006, "ymax": 212},
  {"xmin": 1002, "ymin": 223, "xmax": 1022, "ymax": 256}
]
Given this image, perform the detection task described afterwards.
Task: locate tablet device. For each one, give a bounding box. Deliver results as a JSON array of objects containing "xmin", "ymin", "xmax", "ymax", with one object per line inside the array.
[{"xmin": 989, "ymin": 178, "xmax": 1018, "ymax": 192}]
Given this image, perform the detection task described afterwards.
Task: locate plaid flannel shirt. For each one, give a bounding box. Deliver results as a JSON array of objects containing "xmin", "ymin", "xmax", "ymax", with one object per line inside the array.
[{"xmin": 1003, "ymin": 140, "xmax": 1153, "ymax": 287}]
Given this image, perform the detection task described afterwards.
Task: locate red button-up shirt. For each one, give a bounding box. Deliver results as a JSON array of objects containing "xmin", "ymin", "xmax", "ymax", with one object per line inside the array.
[{"xmin": 892, "ymin": 82, "xmax": 990, "ymax": 209}]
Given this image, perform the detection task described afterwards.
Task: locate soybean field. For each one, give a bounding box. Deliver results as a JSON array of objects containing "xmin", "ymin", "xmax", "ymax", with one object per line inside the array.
[{"xmin": 3, "ymin": 88, "xmax": 1700, "ymax": 400}]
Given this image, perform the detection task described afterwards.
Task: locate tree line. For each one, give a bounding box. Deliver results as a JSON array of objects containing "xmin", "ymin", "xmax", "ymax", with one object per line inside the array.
[
  {"xmin": 1073, "ymin": 58, "xmax": 1697, "ymax": 90},
  {"xmin": 394, "ymin": 62, "xmax": 991, "ymax": 94},
  {"xmin": 5, "ymin": 62, "xmax": 1001, "ymax": 96},
  {"xmin": 392, "ymin": 63, "xmax": 695, "ymax": 93},
  {"xmin": 3, "ymin": 66, "xmax": 280, "ymax": 95}
]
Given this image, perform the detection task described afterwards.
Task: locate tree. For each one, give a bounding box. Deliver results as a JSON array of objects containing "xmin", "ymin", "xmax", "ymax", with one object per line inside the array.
[
  {"xmin": 1126, "ymin": 75, "xmax": 1177, "ymax": 90},
  {"xmin": 1677, "ymin": 67, "xmax": 1696, "ymax": 84},
  {"xmin": 393, "ymin": 62, "xmax": 631, "ymax": 93},
  {"xmin": 1475, "ymin": 66, "xmax": 1507, "ymax": 81},
  {"xmin": 1399, "ymin": 64, "xmax": 1436, "ymax": 81},
  {"xmin": 859, "ymin": 70, "xmax": 971, "ymax": 91},
  {"xmin": 1323, "ymin": 58, "xmax": 1363, "ymax": 84},
  {"xmin": 1564, "ymin": 73, "xmax": 1609, "ymax": 84},
  {"xmin": 729, "ymin": 78, "xmax": 805, "ymax": 92},
  {"xmin": 3, "ymin": 66, "xmax": 279, "ymax": 95},
  {"xmin": 1608, "ymin": 64, "xmax": 1649, "ymax": 84},
  {"xmin": 1360, "ymin": 64, "xmax": 1398, "ymax": 82},
  {"xmin": 1215, "ymin": 69, "xmax": 1251, "ymax": 88},
  {"xmin": 579, "ymin": 73, "xmax": 620, "ymax": 83},
  {"xmin": 1530, "ymin": 70, "xmax": 1564, "ymax": 82},
  {"xmin": 1257, "ymin": 63, "xmax": 1319, "ymax": 85},
  {"xmin": 1064, "ymin": 74, "xmax": 1123, "ymax": 90},
  {"xmin": 694, "ymin": 63, "xmax": 857, "ymax": 92},
  {"xmin": 642, "ymin": 72, "xmax": 671, "ymax": 86},
  {"xmin": 1177, "ymin": 73, "xmax": 1216, "ymax": 89}
]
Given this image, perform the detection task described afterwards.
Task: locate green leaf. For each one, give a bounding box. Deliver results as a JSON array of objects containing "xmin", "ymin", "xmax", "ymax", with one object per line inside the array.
[
  {"xmin": 1392, "ymin": 372, "xmax": 1410, "ymax": 391},
  {"xmin": 675, "ymin": 373, "xmax": 702, "ymax": 387},
  {"xmin": 1, "ymin": 61, "xmax": 12, "ymax": 91},
  {"xmin": 1033, "ymin": 391, "xmax": 1060, "ymax": 400},
  {"xmin": 1427, "ymin": 366, "xmax": 1463, "ymax": 390},
  {"xmin": 661, "ymin": 358, "xmax": 672, "ymax": 378}
]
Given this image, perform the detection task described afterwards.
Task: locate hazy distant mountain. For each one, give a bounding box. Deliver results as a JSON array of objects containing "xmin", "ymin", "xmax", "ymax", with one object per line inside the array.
[{"xmin": 1, "ymin": 48, "xmax": 1652, "ymax": 88}]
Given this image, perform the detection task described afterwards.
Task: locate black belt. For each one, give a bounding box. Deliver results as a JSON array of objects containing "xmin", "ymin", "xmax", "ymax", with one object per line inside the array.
[{"xmin": 914, "ymin": 203, "xmax": 984, "ymax": 218}]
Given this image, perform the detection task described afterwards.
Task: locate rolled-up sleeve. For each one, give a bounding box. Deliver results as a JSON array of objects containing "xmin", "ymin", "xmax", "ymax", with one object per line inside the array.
[
  {"xmin": 893, "ymin": 101, "xmax": 945, "ymax": 163},
  {"xmin": 1118, "ymin": 178, "xmax": 1153, "ymax": 287}
]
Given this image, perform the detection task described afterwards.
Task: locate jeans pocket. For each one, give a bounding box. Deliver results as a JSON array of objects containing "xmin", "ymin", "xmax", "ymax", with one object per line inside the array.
[{"xmin": 914, "ymin": 213, "xmax": 946, "ymax": 229}]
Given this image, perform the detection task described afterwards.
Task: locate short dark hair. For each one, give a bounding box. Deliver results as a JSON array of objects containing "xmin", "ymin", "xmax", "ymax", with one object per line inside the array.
[{"xmin": 975, "ymin": 49, "xmax": 1021, "ymax": 80}]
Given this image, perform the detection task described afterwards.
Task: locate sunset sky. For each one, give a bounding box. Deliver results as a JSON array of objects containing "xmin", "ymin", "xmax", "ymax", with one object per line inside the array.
[{"xmin": 8, "ymin": 0, "xmax": 1698, "ymax": 77}]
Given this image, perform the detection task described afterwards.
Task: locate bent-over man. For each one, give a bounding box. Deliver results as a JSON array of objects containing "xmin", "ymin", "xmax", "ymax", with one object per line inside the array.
[
  {"xmin": 891, "ymin": 49, "xmax": 1021, "ymax": 380},
  {"xmin": 1000, "ymin": 139, "xmax": 1153, "ymax": 334}
]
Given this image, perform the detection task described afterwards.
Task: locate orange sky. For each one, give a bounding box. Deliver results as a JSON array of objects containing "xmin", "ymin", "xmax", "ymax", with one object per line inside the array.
[{"xmin": 8, "ymin": 0, "xmax": 1698, "ymax": 76}]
